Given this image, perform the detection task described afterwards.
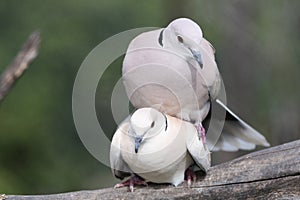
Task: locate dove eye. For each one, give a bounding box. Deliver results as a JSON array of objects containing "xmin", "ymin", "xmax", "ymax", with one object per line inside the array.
[
  {"xmin": 150, "ymin": 121, "xmax": 155, "ymax": 128},
  {"xmin": 177, "ymin": 35, "xmax": 184, "ymax": 43}
]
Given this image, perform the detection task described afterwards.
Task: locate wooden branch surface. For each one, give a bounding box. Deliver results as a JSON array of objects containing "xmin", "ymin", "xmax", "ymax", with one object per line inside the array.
[
  {"xmin": 5, "ymin": 140, "xmax": 300, "ymax": 200},
  {"xmin": 0, "ymin": 31, "xmax": 40, "ymax": 103}
]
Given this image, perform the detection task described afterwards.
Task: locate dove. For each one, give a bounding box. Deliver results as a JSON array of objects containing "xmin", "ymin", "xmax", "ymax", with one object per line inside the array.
[
  {"xmin": 122, "ymin": 17, "xmax": 270, "ymax": 150},
  {"xmin": 110, "ymin": 107, "xmax": 211, "ymax": 192}
]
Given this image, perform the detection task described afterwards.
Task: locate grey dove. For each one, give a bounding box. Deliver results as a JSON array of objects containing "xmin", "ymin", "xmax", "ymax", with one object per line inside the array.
[
  {"xmin": 122, "ymin": 17, "xmax": 270, "ymax": 151},
  {"xmin": 110, "ymin": 107, "xmax": 211, "ymax": 192}
]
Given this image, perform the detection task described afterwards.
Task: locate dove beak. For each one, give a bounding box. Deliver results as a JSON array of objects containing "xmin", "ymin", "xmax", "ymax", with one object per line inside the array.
[
  {"xmin": 189, "ymin": 48, "xmax": 203, "ymax": 69},
  {"xmin": 134, "ymin": 136, "xmax": 143, "ymax": 153}
]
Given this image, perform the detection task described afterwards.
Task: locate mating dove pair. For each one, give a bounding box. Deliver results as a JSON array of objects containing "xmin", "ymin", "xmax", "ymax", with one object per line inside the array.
[{"xmin": 110, "ymin": 18, "xmax": 270, "ymax": 190}]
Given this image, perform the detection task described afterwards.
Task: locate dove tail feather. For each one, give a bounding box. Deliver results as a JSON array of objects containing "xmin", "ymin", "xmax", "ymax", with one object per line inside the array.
[{"xmin": 208, "ymin": 99, "xmax": 270, "ymax": 152}]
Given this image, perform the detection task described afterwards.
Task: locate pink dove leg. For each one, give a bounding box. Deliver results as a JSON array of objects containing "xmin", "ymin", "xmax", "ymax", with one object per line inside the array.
[
  {"xmin": 196, "ymin": 121, "xmax": 207, "ymax": 150},
  {"xmin": 185, "ymin": 166, "xmax": 197, "ymax": 188},
  {"xmin": 114, "ymin": 175, "xmax": 148, "ymax": 192}
]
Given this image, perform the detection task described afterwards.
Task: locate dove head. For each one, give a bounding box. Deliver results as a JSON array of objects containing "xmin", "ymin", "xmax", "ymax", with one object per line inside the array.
[
  {"xmin": 166, "ymin": 18, "xmax": 203, "ymax": 44},
  {"xmin": 165, "ymin": 18, "xmax": 204, "ymax": 68},
  {"xmin": 130, "ymin": 108, "xmax": 167, "ymax": 153}
]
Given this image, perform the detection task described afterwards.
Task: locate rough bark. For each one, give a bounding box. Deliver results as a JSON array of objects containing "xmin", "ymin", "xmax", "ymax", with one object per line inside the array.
[
  {"xmin": 0, "ymin": 31, "xmax": 40, "ymax": 103},
  {"xmin": 5, "ymin": 140, "xmax": 300, "ymax": 200}
]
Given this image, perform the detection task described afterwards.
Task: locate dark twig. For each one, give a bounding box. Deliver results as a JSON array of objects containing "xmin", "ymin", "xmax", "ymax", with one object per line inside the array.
[{"xmin": 0, "ymin": 31, "xmax": 40, "ymax": 103}]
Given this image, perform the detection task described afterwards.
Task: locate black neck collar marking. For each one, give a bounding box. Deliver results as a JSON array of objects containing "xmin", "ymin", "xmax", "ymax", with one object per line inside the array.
[
  {"xmin": 163, "ymin": 113, "xmax": 168, "ymax": 131},
  {"xmin": 158, "ymin": 29, "xmax": 164, "ymax": 47}
]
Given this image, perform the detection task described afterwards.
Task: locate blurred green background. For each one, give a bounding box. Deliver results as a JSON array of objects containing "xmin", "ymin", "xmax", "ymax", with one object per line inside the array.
[{"xmin": 0, "ymin": 0, "xmax": 299, "ymax": 195}]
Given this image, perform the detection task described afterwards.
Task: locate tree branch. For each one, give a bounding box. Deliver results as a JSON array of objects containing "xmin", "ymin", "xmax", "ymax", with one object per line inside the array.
[
  {"xmin": 0, "ymin": 31, "xmax": 40, "ymax": 103},
  {"xmin": 5, "ymin": 140, "xmax": 300, "ymax": 200}
]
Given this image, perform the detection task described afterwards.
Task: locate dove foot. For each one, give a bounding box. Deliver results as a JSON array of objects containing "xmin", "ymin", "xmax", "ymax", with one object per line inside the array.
[
  {"xmin": 185, "ymin": 166, "xmax": 197, "ymax": 188},
  {"xmin": 114, "ymin": 175, "xmax": 148, "ymax": 192},
  {"xmin": 195, "ymin": 121, "xmax": 207, "ymax": 148}
]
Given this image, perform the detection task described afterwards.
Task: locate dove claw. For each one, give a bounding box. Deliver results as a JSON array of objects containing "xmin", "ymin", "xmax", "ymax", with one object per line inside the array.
[
  {"xmin": 114, "ymin": 175, "xmax": 147, "ymax": 192},
  {"xmin": 185, "ymin": 166, "xmax": 197, "ymax": 188}
]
